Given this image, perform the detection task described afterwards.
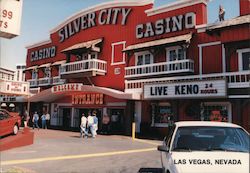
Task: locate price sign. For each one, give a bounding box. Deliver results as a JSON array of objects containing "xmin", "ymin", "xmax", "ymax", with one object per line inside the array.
[{"xmin": 0, "ymin": 0, "xmax": 23, "ymax": 39}]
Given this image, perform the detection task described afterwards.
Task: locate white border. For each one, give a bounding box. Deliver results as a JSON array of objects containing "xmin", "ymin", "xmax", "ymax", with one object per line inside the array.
[
  {"xmin": 111, "ymin": 41, "xmax": 126, "ymax": 65},
  {"xmin": 237, "ymin": 48, "xmax": 250, "ymax": 71},
  {"xmin": 26, "ymin": 39, "xmax": 52, "ymax": 49},
  {"xmin": 146, "ymin": 0, "xmax": 209, "ymax": 16},
  {"xmin": 198, "ymin": 41, "xmax": 221, "ymax": 76},
  {"xmin": 50, "ymin": 0, "xmax": 154, "ymax": 34}
]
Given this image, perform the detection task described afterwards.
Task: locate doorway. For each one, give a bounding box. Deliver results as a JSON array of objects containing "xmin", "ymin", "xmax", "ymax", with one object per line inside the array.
[
  {"xmin": 62, "ymin": 108, "xmax": 71, "ymax": 129},
  {"xmin": 108, "ymin": 109, "xmax": 124, "ymax": 134}
]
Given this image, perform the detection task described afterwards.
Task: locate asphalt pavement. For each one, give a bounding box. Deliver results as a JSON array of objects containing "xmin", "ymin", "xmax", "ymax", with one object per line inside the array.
[{"xmin": 0, "ymin": 129, "xmax": 162, "ymax": 173}]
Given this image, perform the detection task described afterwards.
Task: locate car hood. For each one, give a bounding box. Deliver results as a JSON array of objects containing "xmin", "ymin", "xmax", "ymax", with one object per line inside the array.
[{"xmin": 171, "ymin": 151, "xmax": 249, "ymax": 173}]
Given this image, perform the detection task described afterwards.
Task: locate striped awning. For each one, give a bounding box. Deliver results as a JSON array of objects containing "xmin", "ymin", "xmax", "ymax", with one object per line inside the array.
[
  {"xmin": 123, "ymin": 33, "xmax": 192, "ymax": 52},
  {"xmin": 61, "ymin": 38, "xmax": 103, "ymax": 53},
  {"xmin": 25, "ymin": 65, "xmax": 38, "ymax": 71},
  {"xmin": 52, "ymin": 60, "xmax": 66, "ymax": 66},
  {"xmin": 38, "ymin": 63, "xmax": 51, "ymax": 68}
]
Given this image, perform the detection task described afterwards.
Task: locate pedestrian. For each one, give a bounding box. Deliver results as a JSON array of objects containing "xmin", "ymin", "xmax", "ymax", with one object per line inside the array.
[
  {"xmin": 45, "ymin": 112, "xmax": 50, "ymax": 129},
  {"xmin": 219, "ymin": 5, "xmax": 225, "ymax": 21},
  {"xmin": 80, "ymin": 113, "xmax": 88, "ymax": 138},
  {"xmin": 24, "ymin": 110, "xmax": 30, "ymax": 127},
  {"xmin": 102, "ymin": 114, "xmax": 110, "ymax": 134},
  {"xmin": 32, "ymin": 112, "xmax": 40, "ymax": 130},
  {"xmin": 87, "ymin": 111, "xmax": 95, "ymax": 138},
  {"xmin": 41, "ymin": 113, "xmax": 46, "ymax": 129},
  {"xmin": 93, "ymin": 111, "xmax": 98, "ymax": 137}
]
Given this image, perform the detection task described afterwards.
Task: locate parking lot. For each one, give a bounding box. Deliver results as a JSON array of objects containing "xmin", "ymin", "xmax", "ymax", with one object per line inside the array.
[{"xmin": 1, "ymin": 129, "xmax": 162, "ymax": 173}]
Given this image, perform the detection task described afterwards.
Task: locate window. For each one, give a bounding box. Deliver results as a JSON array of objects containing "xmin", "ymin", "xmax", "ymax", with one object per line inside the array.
[
  {"xmin": 44, "ymin": 67, "xmax": 51, "ymax": 78},
  {"xmin": 135, "ymin": 51, "xmax": 153, "ymax": 65},
  {"xmin": 111, "ymin": 41, "xmax": 126, "ymax": 65},
  {"xmin": 32, "ymin": 70, "xmax": 38, "ymax": 79},
  {"xmin": 166, "ymin": 46, "xmax": 186, "ymax": 61},
  {"xmin": 151, "ymin": 102, "xmax": 174, "ymax": 127},
  {"xmin": 237, "ymin": 48, "xmax": 250, "ymax": 71},
  {"xmin": 201, "ymin": 102, "xmax": 231, "ymax": 122}
]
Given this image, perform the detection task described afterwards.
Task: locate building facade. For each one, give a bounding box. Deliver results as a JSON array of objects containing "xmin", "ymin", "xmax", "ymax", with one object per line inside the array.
[
  {"xmin": 25, "ymin": 0, "xmax": 250, "ymax": 135},
  {"xmin": 0, "ymin": 65, "xmax": 29, "ymax": 114}
]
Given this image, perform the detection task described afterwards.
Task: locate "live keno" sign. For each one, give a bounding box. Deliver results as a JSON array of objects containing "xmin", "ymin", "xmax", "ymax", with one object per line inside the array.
[{"xmin": 144, "ymin": 80, "xmax": 227, "ymax": 99}]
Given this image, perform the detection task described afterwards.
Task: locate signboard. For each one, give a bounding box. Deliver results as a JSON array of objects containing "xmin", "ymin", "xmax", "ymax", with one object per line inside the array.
[
  {"xmin": 72, "ymin": 93, "xmax": 104, "ymax": 105},
  {"xmin": 144, "ymin": 80, "xmax": 227, "ymax": 99},
  {"xmin": 0, "ymin": 0, "xmax": 23, "ymax": 39},
  {"xmin": 52, "ymin": 83, "xmax": 83, "ymax": 93},
  {"xmin": 58, "ymin": 8, "xmax": 131, "ymax": 42},
  {"xmin": 136, "ymin": 12, "xmax": 195, "ymax": 39},
  {"xmin": 0, "ymin": 80, "xmax": 29, "ymax": 96},
  {"xmin": 30, "ymin": 46, "xmax": 57, "ymax": 62}
]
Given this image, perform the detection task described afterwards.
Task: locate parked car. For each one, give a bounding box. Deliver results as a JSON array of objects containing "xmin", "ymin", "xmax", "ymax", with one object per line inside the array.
[
  {"xmin": 158, "ymin": 121, "xmax": 249, "ymax": 173},
  {"xmin": 0, "ymin": 109, "xmax": 21, "ymax": 137}
]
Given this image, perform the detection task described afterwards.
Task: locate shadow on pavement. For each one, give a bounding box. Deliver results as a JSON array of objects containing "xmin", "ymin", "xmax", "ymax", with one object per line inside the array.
[{"xmin": 138, "ymin": 168, "xmax": 163, "ymax": 173}]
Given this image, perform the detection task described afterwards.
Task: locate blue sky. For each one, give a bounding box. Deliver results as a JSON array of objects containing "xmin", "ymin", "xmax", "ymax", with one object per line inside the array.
[{"xmin": 0, "ymin": 0, "xmax": 239, "ymax": 70}]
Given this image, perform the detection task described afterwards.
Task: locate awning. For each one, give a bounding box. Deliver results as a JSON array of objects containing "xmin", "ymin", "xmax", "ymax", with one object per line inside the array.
[
  {"xmin": 29, "ymin": 84, "xmax": 140, "ymax": 102},
  {"xmin": 206, "ymin": 14, "xmax": 250, "ymax": 31},
  {"xmin": 25, "ymin": 65, "xmax": 38, "ymax": 71},
  {"xmin": 61, "ymin": 38, "xmax": 103, "ymax": 54},
  {"xmin": 123, "ymin": 33, "xmax": 192, "ymax": 52},
  {"xmin": 38, "ymin": 63, "xmax": 51, "ymax": 68},
  {"xmin": 52, "ymin": 60, "xmax": 66, "ymax": 66}
]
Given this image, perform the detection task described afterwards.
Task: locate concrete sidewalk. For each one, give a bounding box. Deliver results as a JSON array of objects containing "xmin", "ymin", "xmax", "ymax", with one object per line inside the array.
[{"xmin": 1, "ymin": 129, "xmax": 162, "ymax": 173}]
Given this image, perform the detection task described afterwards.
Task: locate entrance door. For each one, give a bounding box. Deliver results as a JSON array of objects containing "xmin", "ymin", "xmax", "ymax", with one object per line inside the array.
[
  {"xmin": 62, "ymin": 108, "xmax": 71, "ymax": 129},
  {"xmin": 109, "ymin": 109, "xmax": 124, "ymax": 134}
]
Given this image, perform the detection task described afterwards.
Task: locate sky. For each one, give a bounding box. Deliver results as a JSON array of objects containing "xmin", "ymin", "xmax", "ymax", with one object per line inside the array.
[{"xmin": 0, "ymin": 0, "xmax": 239, "ymax": 70}]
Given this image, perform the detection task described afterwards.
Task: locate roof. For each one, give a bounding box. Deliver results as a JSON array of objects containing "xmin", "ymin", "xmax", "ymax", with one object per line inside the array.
[
  {"xmin": 52, "ymin": 60, "xmax": 66, "ymax": 66},
  {"xmin": 123, "ymin": 33, "xmax": 192, "ymax": 52},
  {"xmin": 175, "ymin": 121, "xmax": 242, "ymax": 128},
  {"xmin": 38, "ymin": 63, "xmax": 51, "ymax": 68},
  {"xmin": 206, "ymin": 14, "xmax": 250, "ymax": 31},
  {"xmin": 61, "ymin": 38, "xmax": 103, "ymax": 53},
  {"xmin": 25, "ymin": 66, "xmax": 38, "ymax": 71},
  {"xmin": 29, "ymin": 84, "xmax": 141, "ymax": 102}
]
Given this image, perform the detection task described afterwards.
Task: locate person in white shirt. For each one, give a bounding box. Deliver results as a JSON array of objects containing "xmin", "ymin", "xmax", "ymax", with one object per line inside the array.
[
  {"xmin": 80, "ymin": 113, "xmax": 88, "ymax": 138},
  {"xmin": 45, "ymin": 112, "xmax": 50, "ymax": 129},
  {"xmin": 87, "ymin": 111, "xmax": 95, "ymax": 138}
]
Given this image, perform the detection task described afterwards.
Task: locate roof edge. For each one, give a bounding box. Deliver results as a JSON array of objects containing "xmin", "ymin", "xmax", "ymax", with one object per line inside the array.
[
  {"xmin": 50, "ymin": 0, "xmax": 154, "ymax": 34},
  {"xmin": 146, "ymin": 0, "xmax": 210, "ymax": 17}
]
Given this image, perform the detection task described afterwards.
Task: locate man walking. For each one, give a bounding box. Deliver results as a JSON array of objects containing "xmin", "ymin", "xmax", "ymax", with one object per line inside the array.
[
  {"xmin": 80, "ymin": 113, "xmax": 88, "ymax": 138},
  {"xmin": 32, "ymin": 112, "xmax": 40, "ymax": 130},
  {"xmin": 92, "ymin": 111, "xmax": 98, "ymax": 137},
  {"xmin": 45, "ymin": 112, "xmax": 50, "ymax": 129}
]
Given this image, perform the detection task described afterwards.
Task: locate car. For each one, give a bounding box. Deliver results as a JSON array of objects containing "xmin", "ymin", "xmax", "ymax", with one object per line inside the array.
[
  {"xmin": 158, "ymin": 121, "xmax": 249, "ymax": 173},
  {"xmin": 0, "ymin": 109, "xmax": 21, "ymax": 137}
]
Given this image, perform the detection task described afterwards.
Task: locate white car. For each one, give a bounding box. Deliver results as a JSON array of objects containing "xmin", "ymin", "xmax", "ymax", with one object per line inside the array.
[{"xmin": 158, "ymin": 121, "xmax": 249, "ymax": 173}]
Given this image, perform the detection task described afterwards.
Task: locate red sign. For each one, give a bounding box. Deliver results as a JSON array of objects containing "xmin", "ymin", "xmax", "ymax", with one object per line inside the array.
[
  {"xmin": 52, "ymin": 83, "xmax": 82, "ymax": 93},
  {"xmin": 72, "ymin": 93, "xmax": 104, "ymax": 105}
]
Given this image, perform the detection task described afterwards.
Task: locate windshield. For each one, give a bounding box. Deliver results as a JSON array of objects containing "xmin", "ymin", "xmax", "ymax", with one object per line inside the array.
[{"xmin": 172, "ymin": 126, "xmax": 249, "ymax": 153}]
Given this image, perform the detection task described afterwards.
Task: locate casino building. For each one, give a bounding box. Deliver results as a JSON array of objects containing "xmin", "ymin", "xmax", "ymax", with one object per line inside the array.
[{"xmin": 25, "ymin": 0, "xmax": 250, "ymax": 135}]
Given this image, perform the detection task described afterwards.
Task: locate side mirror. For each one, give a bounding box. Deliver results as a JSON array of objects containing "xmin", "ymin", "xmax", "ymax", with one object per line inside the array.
[{"xmin": 157, "ymin": 145, "xmax": 169, "ymax": 152}]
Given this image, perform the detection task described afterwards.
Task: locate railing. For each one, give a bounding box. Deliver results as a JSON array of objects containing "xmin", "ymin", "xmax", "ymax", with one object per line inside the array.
[
  {"xmin": 52, "ymin": 76, "xmax": 66, "ymax": 85},
  {"xmin": 125, "ymin": 59, "xmax": 194, "ymax": 78},
  {"xmin": 60, "ymin": 59, "xmax": 107, "ymax": 75},
  {"xmin": 27, "ymin": 79, "xmax": 38, "ymax": 87},
  {"xmin": 38, "ymin": 77, "xmax": 51, "ymax": 86},
  {"xmin": 125, "ymin": 71, "xmax": 250, "ymax": 92}
]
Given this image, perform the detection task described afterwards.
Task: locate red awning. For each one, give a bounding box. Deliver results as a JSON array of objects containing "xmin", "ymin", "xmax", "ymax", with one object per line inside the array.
[{"xmin": 29, "ymin": 84, "xmax": 140, "ymax": 102}]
